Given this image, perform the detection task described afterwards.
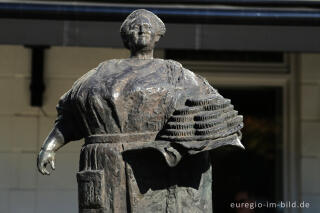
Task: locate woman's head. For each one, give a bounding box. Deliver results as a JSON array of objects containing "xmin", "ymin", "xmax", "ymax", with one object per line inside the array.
[{"xmin": 120, "ymin": 9, "xmax": 166, "ymax": 52}]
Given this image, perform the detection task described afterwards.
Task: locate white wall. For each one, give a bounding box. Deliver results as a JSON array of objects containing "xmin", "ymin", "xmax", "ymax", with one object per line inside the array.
[
  {"xmin": 0, "ymin": 45, "xmax": 129, "ymax": 213},
  {"xmin": 300, "ymin": 54, "xmax": 320, "ymax": 213}
]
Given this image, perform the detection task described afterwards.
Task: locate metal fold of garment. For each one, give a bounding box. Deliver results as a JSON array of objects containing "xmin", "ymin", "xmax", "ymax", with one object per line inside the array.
[{"xmin": 123, "ymin": 94, "xmax": 244, "ymax": 167}]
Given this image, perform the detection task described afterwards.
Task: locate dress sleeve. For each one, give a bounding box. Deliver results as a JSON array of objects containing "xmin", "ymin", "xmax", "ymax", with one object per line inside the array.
[
  {"xmin": 54, "ymin": 90, "xmax": 84, "ymax": 143},
  {"xmin": 154, "ymin": 71, "xmax": 244, "ymax": 165}
]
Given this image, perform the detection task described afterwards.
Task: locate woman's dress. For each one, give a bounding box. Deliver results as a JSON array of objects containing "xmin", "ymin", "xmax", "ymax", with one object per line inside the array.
[{"xmin": 54, "ymin": 58, "xmax": 243, "ymax": 213}]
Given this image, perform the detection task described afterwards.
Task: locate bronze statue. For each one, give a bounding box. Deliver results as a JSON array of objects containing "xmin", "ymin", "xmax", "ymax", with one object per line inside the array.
[{"xmin": 37, "ymin": 9, "xmax": 244, "ymax": 213}]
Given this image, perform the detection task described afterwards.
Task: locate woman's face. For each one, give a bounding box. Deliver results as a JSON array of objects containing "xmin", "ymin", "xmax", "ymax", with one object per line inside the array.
[{"xmin": 128, "ymin": 16, "xmax": 157, "ymax": 50}]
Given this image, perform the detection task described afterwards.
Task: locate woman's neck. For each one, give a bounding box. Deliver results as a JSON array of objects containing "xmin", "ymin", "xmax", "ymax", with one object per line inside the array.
[{"xmin": 130, "ymin": 49, "xmax": 154, "ymax": 60}]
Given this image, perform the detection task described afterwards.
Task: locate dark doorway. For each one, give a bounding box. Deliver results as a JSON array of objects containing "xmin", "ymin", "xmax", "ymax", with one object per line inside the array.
[{"xmin": 211, "ymin": 87, "xmax": 283, "ymax": 213}]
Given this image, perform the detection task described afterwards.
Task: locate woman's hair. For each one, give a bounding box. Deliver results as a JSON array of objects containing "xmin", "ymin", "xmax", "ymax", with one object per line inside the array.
[{"xmin": 120, "ymin": 9, "xmax": 166, "ymax": 49}]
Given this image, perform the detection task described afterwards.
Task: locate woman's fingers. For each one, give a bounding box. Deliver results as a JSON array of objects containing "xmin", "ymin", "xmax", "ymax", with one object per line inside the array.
[
  {"xmin": 37, "ymin": 150, "xmax": 55, "ymax": 175},
  {"xmin": 41, "ymin": 161, "xmax": 50, "ymax": 175},
  {"xmin": 50, "ymin": 159, "xmax": 55, "ymax": 170},
  {"xmin": 38, "ymin": 157, "xmax": 51, "ymax": 175}
]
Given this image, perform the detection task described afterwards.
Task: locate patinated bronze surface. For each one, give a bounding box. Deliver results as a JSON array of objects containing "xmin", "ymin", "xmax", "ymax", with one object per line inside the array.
[{"xmin": 37, "ymin": 9, "xmax": 244, "ymax": 213}]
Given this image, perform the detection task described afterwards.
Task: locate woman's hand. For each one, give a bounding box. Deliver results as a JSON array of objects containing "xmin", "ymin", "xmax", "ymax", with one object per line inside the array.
[
  {"xmin": 37, "ymin": 127, "xmax": 65, "ymax": 175},
  {"xmin": 37, "ymin": 149, "xmax": 56, "ymax": 175}
]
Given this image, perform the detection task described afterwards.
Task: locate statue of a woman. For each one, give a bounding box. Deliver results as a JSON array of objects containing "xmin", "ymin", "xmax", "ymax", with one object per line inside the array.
[{"xmin": 37, "ymin": 9, "xmax": 243, "ymax": 213}]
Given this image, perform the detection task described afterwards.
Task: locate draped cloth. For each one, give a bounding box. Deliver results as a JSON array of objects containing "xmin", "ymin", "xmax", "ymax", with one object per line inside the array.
[{"xmin": 55, "ymin": 58, "xmax": 243, "ymax": 213}]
